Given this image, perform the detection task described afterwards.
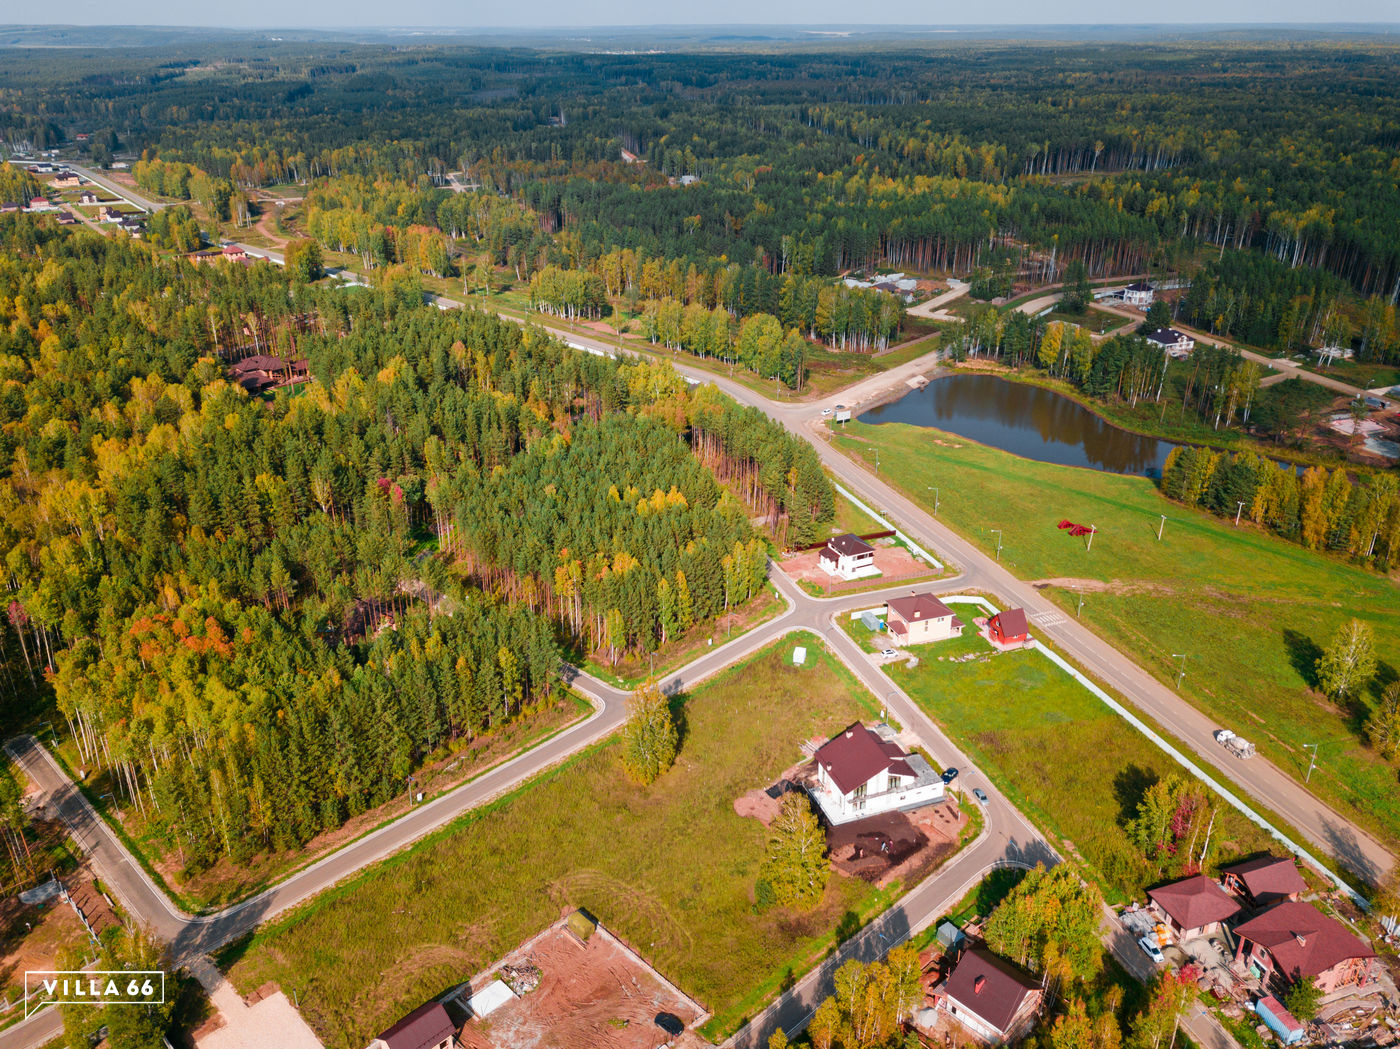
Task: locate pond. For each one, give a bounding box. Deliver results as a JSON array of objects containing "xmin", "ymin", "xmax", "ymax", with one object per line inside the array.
[{"xmin": 858, "ymin": 373, "xmax": 1178, "ymax": 476}]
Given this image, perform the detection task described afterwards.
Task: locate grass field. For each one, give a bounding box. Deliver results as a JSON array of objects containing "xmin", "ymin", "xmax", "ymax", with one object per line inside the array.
[
  {"xmin": 887, "ymin": 626, "xmax": 1275, "ymax": 903},
  {"xmin": 224, "ymin": 635, "xmax": 923, "ymax": 1047},
  {"xmin": 834, "ymin": 420, "xmax": 1400, "ymax": 857},
  {"xmin": 1043, "ymin": 307, "xmax": 1129, "ymax": 334}
]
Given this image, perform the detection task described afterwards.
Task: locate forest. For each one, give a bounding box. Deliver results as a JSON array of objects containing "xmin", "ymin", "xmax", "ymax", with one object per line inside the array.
[
  {"xmin": 3, "ymin": 39, "xmax": 1399, "ymax": 381},
  {"xmin": 0, "ymin": 215, "xmax": 831, "ymax": 874}
]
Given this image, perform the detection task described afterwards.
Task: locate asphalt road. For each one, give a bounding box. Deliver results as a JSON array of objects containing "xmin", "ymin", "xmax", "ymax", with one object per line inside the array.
[
  {"xmin": 529, "ymin": 321, "xmax": 1395, "ymax": 888},
  {"xmin": 0, "ymin": 568, "xmax": 1040, "ymax": 1049},
  {"xmin": 3, "ymin": 288, "xmax": 1389, "ymax": 1049}
]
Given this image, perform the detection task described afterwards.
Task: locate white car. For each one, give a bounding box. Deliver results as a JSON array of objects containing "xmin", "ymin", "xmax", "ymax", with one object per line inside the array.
[
  {"xmin": 879, "ymin": 648, "xmax": 897, "ymax": 659},
  {"xmin": 821, "ymin": 407, "xmax": 832, "ymax": 416},
  {"xmin": 1138, "ymin": 935, "xmax": 1164, "ymax": 964}
]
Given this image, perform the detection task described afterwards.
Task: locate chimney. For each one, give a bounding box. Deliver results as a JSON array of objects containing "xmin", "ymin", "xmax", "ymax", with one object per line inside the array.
[
  {"xmin": 1294, "ymin": 933, "xmax": 1307, "ymax": 948},
  {"xmin": 974, "ymin": 975, "xmax": 986, "ymax": 995},
  {"xmin": 845, "ymin": 729, "xmax": 854, "ymax": 739}
]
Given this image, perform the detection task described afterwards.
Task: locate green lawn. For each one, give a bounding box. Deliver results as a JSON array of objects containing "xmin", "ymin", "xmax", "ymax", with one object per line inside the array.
[
  {"xmin": 1043, "ymin": 307, "xmax": 1129, "ymax": 335},
  {"xmin": 834, "ymin": 420, "xmax": 1400, "ymax": 859},
  {"xmin": 225, "ymin": 636, "xmax": 915, "ymax": 1048},
  {"xmin": 887, "ymin": 628, "xmax": 1275, "ymax": 903}
]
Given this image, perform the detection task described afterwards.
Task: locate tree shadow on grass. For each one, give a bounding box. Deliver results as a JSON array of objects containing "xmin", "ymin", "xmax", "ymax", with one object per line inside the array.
[
  {"xmin": 1369, "ymin": 662, "xmax": 1397, "ymax": 703},
  {"xmin": 1113, "ymin": 764, "xmax": 1158, "ymax": 827},
  {"xmin": 1282, "ymin": 628, "xmax": 1322, "ymax": 691}
]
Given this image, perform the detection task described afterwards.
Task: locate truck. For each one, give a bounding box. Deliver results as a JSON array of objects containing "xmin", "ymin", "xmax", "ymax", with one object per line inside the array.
[{"xmin": 1214, "ymin": 728, "xmax": 1256, "ymax": 759}]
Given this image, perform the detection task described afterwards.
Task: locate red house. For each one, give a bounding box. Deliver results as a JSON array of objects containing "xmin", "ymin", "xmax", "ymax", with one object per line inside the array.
[
  {"xmin": 1148, "ymin": 874, "xmax": 1241, "ymax": 940},
  {"xmin": 1233, "ymin": 900, "xmax": 1376, "ymax": 995},
  {"xmin": 1221, "ymin": 856, "xmax": 1308, "ymax": 909},
  {"xmin": 988, "ymin": 608, "xmax": 1029, "ymax": 645}
]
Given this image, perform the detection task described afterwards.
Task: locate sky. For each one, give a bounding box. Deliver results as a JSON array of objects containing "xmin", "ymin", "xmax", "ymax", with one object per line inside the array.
[{"xmin": 5, "ymin": 0, "xmax": 1399, "ymax": 29}]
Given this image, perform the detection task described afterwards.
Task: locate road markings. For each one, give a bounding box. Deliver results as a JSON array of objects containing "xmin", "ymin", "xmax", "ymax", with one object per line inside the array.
[{"xmin": 1032, "ymin": 611, "xmax": 1067, "ymax": 626}]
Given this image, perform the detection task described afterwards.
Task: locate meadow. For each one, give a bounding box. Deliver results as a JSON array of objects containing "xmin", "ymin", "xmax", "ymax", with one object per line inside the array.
[
  {"xmin": 224, "ymin": 637, "xmax": 911, "ymax": 1047},
  {"xmin": 885, "ymin": 627, "xmax": 1275, "ymax": 903},
  {"xmin": 834, "ymin": 420, "xmax": 1400, "ymax": 851}
]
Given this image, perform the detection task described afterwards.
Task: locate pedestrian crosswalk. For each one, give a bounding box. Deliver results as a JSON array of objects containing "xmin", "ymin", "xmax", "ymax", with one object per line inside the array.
[{"xmin": 1033, "ymin": 611, "xmax": 1067, "ymax": 627}]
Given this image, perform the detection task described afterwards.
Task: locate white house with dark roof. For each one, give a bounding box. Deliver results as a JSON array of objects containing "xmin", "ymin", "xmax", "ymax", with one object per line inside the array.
[
  {"xmin": 1123, "ymin": 280, "xmax": 1155, "ymax": 307},
  {"xmin": 818, "ymin": 533, "xmax": 878, "ymax": 581},
  {"xmin": 885, "ymin": 592, "xmax": 963, "ymax": 645},
  {"xmin": 807, "ymin": 722, "xmax": 944, "ymax": 825},
  {"xmin": 1145, "ymin": 327, "xmax": 1195, "ymax": 358}
]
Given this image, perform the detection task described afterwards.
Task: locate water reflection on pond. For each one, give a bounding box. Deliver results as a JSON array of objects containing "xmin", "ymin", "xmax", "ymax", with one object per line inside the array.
[{"xmin": 859, "ymin": 373, "xmax": 1176, "ymax": 476}]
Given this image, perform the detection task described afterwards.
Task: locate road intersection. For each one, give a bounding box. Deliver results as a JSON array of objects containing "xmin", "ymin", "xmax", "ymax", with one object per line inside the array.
[{"xmin": 1, "ymin": 294, "xmax": 1391, "ymax": 1049}]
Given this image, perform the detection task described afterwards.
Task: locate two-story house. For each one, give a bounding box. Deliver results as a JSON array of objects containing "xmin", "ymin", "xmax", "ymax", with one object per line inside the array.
[{"xmin": 807, "ymin": 722, "xmax": 944, "ymax": 825}]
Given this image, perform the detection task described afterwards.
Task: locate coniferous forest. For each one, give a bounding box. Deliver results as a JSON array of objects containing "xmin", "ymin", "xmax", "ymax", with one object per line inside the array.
[
  {"xmin": 0, "ymin": 218, "xmax": 830, "ymax": 874},
  {"xmin": 0, "ymin": 27, "xmax": 1397, "ymax": 895}
]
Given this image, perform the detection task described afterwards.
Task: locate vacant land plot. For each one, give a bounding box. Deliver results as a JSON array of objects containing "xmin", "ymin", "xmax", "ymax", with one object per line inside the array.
[
  {"xmin": 836, "ymin": 420, "xmax": 1400, "ymax": 851},
  {"xmin": 887, "ymin": 627, "xmax": 1274, "ymax": 903},
  {"xmin": 456, "ymin": 920, "xmax": 703, "ymax": 1049},
  {"xmin": 225, "ymin": 637, "xmax": 911, "ymax": 1048}
]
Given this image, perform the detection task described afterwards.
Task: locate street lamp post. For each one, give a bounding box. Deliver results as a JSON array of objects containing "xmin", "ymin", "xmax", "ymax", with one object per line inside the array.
[
  {"xmin": 875, "ymin": 449, "xmax": 880, "ymax": 473},
  {"xmin": 927, "ymin": 486, "xmax": 940, "ymax": 516},
  {"xmin": 1086, "ymin": 525, "xmax": 1097, "ymax": 552},
  {"xmin": 1171, "ymin": 653, "xmax": 1187, "ymax": 690},
  {"xmin": 1157, "ymin": 514, "xmax": 1166, "ymax": 541},
  {"xmin": 1075, "ymin": 589, "xmax": 1084, "ymax": 618},
  {"xmin": 989, "ymin": 529, "xmax": 1003, "ymax": 561},
  {"xmin": 1304, "ymin": 743, "xmax": 1319, "ymax": 783},
  {"xmin": 1235, "ymin": 501, "xmax": 1245, "ymax": 526}
]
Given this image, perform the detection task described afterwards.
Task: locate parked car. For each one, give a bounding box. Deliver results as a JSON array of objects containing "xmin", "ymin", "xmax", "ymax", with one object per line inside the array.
[
  {"xmin": 1138, "ymin": 936, "xmax": 1165, "ymax": 964},
  {"xmin": 821, "ymin": 407, "xmax": 832, "ymax": 416},
  {"xmin": 972, "ymin": 787, "xmax": 988, "ymax": 805},
  {"xmin": 879, "ymin": 648, "xmax": 897, "ymax": 659},
  {"xmin": 941, "ymin": 767, "xmax": 959, "ymax": 784}
]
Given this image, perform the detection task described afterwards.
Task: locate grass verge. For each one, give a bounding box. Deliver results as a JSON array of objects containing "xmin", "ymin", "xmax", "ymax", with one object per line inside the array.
[
  {"xmin": 833, "ymin": 418, "xmax": 1400, "ymax": 856},
  {"xmin": 224, "ymin": 634, "xmax": 959, "ymax": 1047}
]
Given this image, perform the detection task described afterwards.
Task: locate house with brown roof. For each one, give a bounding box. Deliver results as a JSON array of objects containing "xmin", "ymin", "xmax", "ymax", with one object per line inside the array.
[
  {"xmin": 366, "ymin": 1000, "xmax": 457, "ymax": 1049},
  {"xmin": 227, "ymin": 354, "xmax": 307, "ymax": 394},
  {"xmin": 1147, "ymin": 874, "xmax": 1241, "ymax": 940},
  {"xmin": 935, "ymin": 947, "xmax": 1043, "ymax": 1043},
  {"xmin": 988, "ymin": 608, "xmax": 1029, "ymax": 646},
  {"xmin": 807, "ymin": 722, "xmax": 944, "ymax": 825},
  {"xmin": 51, "ymin": 172, "xmax": 81, "ymax": 188},
  {"xmin": 1221, "ymin": 856, "xmax": 1308, "ymax": 909},
  {"xmin": 1233, "ymin": 900, "xmax": 1376, "ymax": 995},
  {"xmin": 886, "ymin": 593, "xmax": 963, "ymax": 645},
  {"xmin": 818, "ymin": 533, "xmax": 878, "ymax": 581}
]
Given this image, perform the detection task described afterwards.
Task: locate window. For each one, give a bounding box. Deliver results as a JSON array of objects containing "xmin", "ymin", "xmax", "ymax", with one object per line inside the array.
[{"xmin": 888, "ymin": 775, "xmax": 902, "ymax": 790}]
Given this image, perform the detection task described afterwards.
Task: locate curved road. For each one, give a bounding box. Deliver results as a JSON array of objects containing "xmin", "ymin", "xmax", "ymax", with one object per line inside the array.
[
  {"xmin": 2, "ymin": 303, "xmax": 1390, "ymax": 1048},
  {"xmin": 2, "ymin": 565, "xmax": 1054, "ymax": 1049}
]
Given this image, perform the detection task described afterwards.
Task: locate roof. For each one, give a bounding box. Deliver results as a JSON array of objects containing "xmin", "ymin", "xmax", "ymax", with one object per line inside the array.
[
  {"xmin": 466, "ymin": 978, "xmax": 515, "ymax": 1018},
  {"xmin": 1145, "ymin": 327, "xmax": 1192, "ymax": 346},
  {"xmin": 1256, "ymin": 996, "xmax": 1304, "ymax": 1034},
  {"xmin": 991, "ymin": 608, "xmax": 1029, "ymax": 637},
  {"xmin": 887, "ymin": 593, "xmax": 957, "ymax": 624},
  {"xmin": 1234, "ymin": 900, "xmax": 1374, "ymax": 979},
  {"xmin": 230, "ymin": 354, "xmax": 289, "ymax": 374},
  {"xmin": 824, "ymin": 533, "xmax": 875, "ymax": 558},
  {"xmin": 1222, "ymin": 856, "xmax": 1308, "ymax": 903},
  {"xmin": 374, "ymin": 1000, "xmax": 455, "ymax": 1049},
  {"xmin": 1148, "ymin": 875, "xmax": 1242, "ymax": 931},
  {"xmin": 815, "ymin": 723, "xmax": 915, "ymax": 796},
  {"xmin": 944, "ymin": 948, "xmax": 1040, "ymax": 1034}
]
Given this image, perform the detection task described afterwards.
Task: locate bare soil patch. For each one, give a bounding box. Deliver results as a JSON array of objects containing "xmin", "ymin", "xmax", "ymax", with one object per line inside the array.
[
  {"xmin": 456, "ymin": 919, "xmax": 705, "ymax": 1049},
  {"xmin": 822, "ymin": 802, "xmax": 964, "ymax": 888}
]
